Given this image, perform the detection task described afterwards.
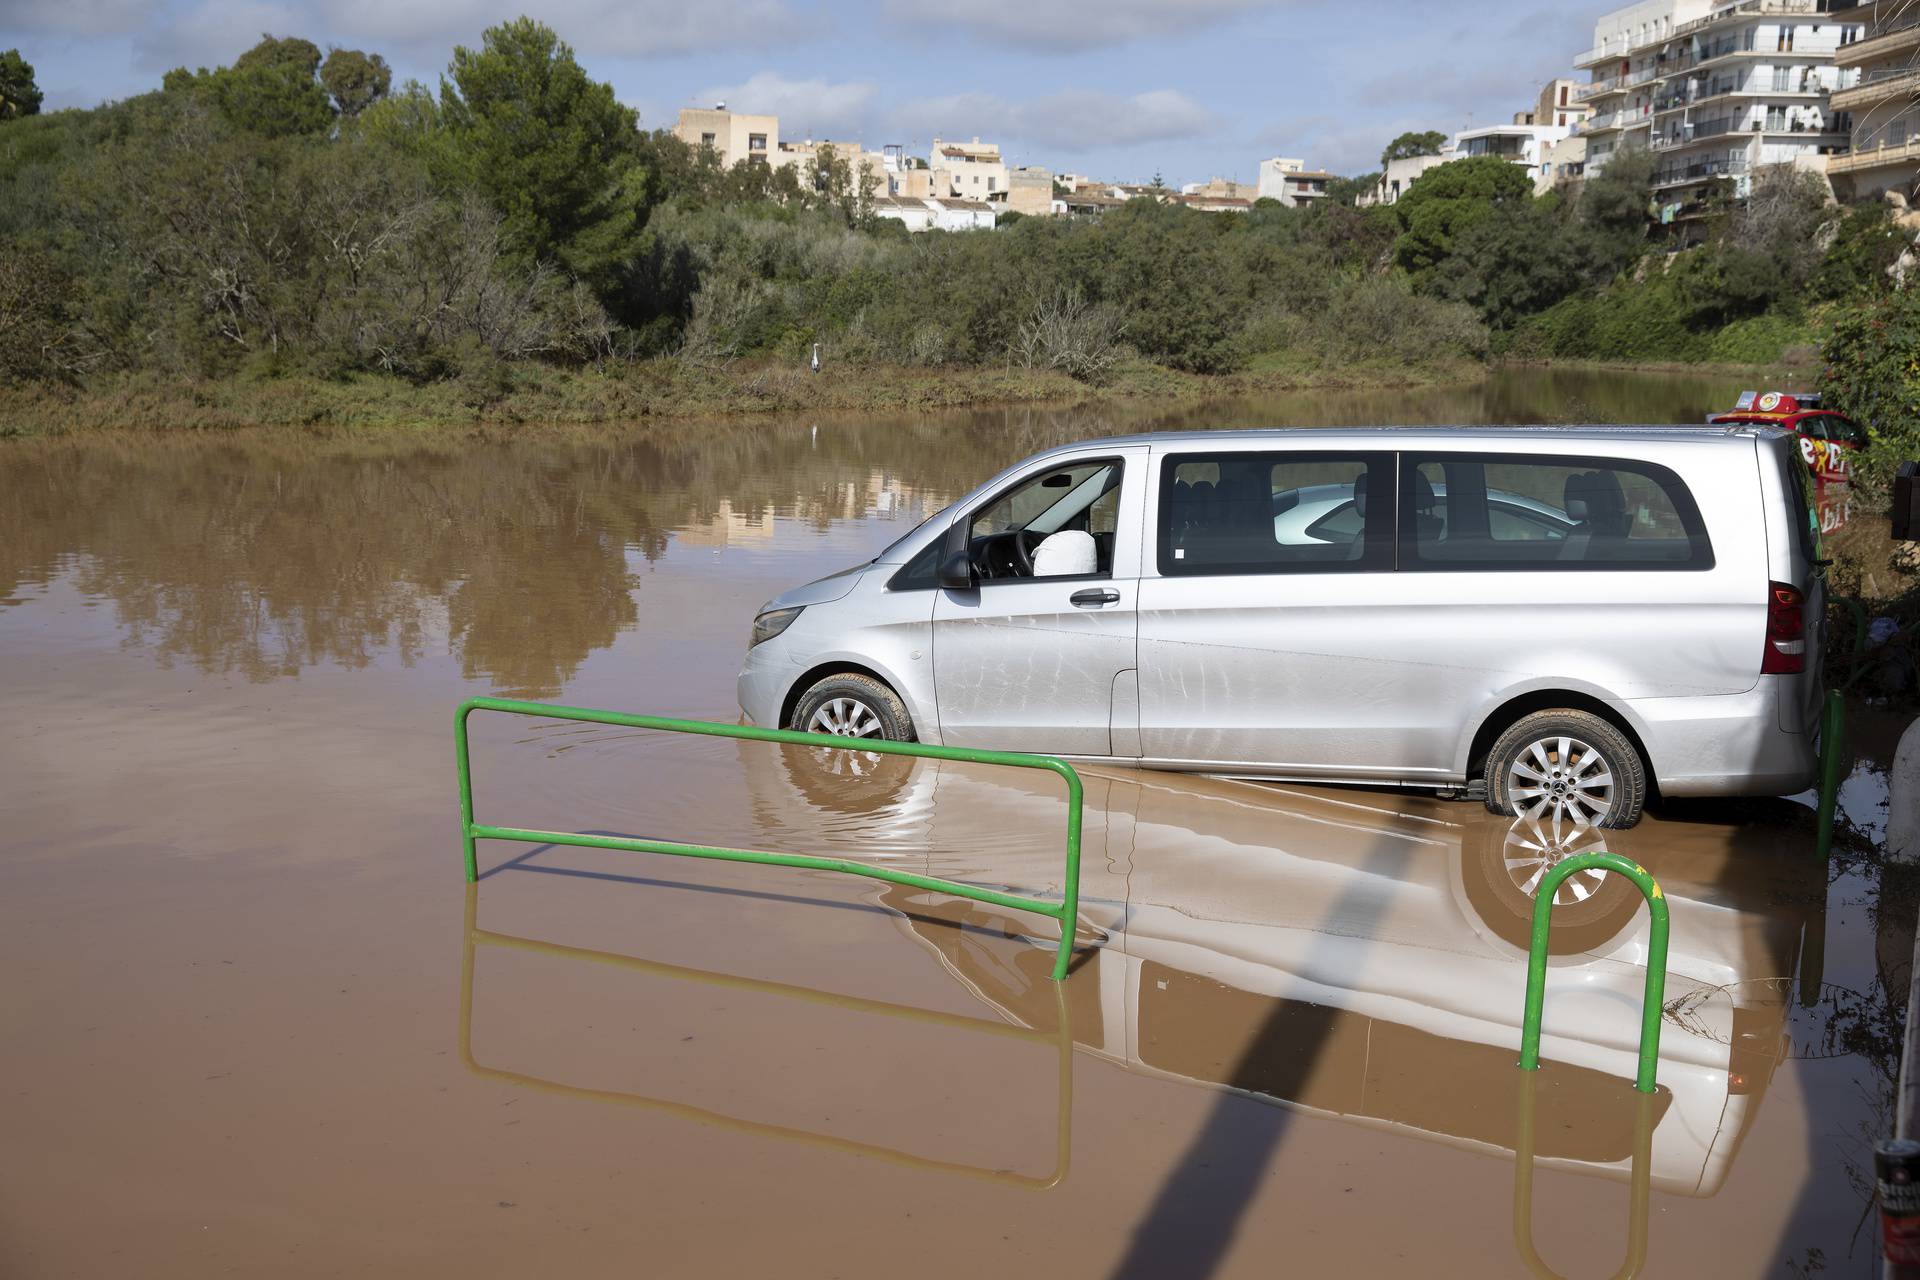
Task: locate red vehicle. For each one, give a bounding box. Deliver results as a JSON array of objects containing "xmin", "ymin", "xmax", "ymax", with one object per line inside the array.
[{"xmin": 1708, "ymin": 391, "xmax": 1865, "ymax": 484}]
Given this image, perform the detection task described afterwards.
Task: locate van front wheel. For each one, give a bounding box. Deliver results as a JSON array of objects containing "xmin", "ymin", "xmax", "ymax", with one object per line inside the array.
[
  {"xmin": 789, "ymin": 674, "xmax": 916, "ymax": 743},
  {"xmin": 1484, "ymin": 710, "xmax": 1647, "ymax": 829}
]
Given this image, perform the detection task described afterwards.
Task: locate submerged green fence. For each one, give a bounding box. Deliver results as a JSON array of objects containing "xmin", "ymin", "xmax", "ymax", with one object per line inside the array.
[
  {"xmin": 1518, "ymin": 851, "xmax": 1671, "ymax": 1094},
  {"xmin": 454, "ymin": 696, "xmax": 1086, "ymax": 981}
]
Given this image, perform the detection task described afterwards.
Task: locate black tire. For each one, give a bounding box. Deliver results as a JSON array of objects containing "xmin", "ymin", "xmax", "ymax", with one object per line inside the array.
[
  {"xmin": 788, "ymin": 673, "xmax": 916, "ymax": 742},
  {"xmin": 1484, "ymin": 709, "xmax": 1647, "ymax": 829}
]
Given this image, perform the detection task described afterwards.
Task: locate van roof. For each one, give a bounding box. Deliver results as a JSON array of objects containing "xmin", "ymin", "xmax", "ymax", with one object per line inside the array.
[{"xmin": 1050, "ymin": 423, "xmax": 1791, "ymax": 453}]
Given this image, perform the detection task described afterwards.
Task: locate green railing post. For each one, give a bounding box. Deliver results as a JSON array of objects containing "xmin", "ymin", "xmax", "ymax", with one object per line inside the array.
[
  {"xmin": 454, "ymin": 696, "xmax": 1086, "ymax": 981},
  {"xmin": 456, "ymin": 702, "xmax": 478, "ymax": 883},
  {"xmin": 1518, "ymin": 851, "xmax": 1670, "ymax": 1094},
  {"xmin": 1816, "ymin": 595, "xmax": 1868, "ymax": 862},
  {"xmin": 1512, "ymin": 1071, "xmax": 1656, "ymax": 1280},
  {"xmin": 1816, "ymin": 690, "xmax": 1847, "ymax": 863}
]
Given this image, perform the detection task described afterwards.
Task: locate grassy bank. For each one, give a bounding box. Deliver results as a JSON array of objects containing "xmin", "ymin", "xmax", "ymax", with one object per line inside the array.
[{"xmin": 0, "ymin": 356, "xmax": 1482, "ymax": 437}]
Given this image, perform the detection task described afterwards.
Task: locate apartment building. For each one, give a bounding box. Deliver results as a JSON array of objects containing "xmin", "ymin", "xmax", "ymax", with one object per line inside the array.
[
  {"xmin": 1577, "ymin": 0, "xmax": 1853, "ymax": 220},
  {"xmin": 673, "ymin": 106, "xmax": 778, "ymax": 168},
  {"xmin": 1455, "ymin": 120, "xmax": 1574, "ymax": 187},
  {"xmin": 1256, "ymin": 157, "xmax": 1334, "ymax": 206},
  {"xmin": 777, "ymin": 138, "xmax": 887, "ymax": 196},
  {"xmin": 1826, "ymin": 0, "xmax": 1920, "ymax": 198},
  {"xmin": 1577, "ymin": 0, "xmax": 1714, "ymax": 173},
  {"xmin": 931, "ymin": 137, "xmax": 1009, "ymax": 202},
  {"xmin": 1363, "ymin": 148, "xmax": 1457, "ymax": 206}
]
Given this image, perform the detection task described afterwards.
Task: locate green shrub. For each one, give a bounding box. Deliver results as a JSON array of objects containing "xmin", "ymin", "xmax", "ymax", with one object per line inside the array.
[{"xmin": 1819, "ymin": 289, "xmax": 1920, "ymax": 492}]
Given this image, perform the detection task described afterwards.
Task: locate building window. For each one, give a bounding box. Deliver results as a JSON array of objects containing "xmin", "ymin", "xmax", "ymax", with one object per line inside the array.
[
  {"xmin": 749, "ymin": 133, "xmax": 767, "ymax": 151},
  {"xmin": 700, "ymin": 132, "xmax": 716, "ymax": 147},
  {"xmin": 987, "ymin": 176, "xmax": 996, "ymax": 192}
]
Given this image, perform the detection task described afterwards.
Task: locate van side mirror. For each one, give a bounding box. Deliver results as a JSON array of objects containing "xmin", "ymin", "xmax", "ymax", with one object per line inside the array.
[
  {"xmin": 938, "ymin": 548, "xmax": 976, "ymax": 590},
  {"xmin": 937, "ymin": 522, "xmax": 976, "ymax": 590}
]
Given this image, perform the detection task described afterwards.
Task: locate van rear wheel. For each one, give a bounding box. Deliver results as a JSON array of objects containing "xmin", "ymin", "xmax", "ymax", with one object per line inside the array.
[{"xmin": 1484, "ymin": 710, "xmax": 1647, "ymax": 830}]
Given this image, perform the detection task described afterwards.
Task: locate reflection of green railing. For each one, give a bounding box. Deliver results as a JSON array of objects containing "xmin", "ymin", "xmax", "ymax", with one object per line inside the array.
[
  {"xmin": 1512, "ymin": 1072, "xmax": 1656, "ymax": 1280},
  {"xmin": 1518, "ymin": 852, "xmax": 1670, "ymax": 1094},
  {"xmin": 460, "ymin": 888, "xmax": 1073, "ymax": 1188},
  {"xmin": 455, "ymin": 695, "xmax": 1086, "ymax": 981},
  {"xmin": 1817, "ymin": 596, "xmax": 1867, "ymax": 862}
]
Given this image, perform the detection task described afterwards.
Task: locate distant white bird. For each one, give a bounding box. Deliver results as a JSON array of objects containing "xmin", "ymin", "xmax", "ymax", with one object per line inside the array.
[{"xmin": 810, "ymin": 342, "xmax": 821, "ymax": 374}]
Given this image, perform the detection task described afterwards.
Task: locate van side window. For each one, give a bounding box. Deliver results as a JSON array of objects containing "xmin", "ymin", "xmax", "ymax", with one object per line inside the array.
[
  {"xmin": 955, "ymin": 457, "xmax": 1125, "ymax": 584},
  {"xmin": 1402, "ymin": 454, "xmax": 1713, "ymax": 570},
  {"xmin": 1159, "ymin": 452, "xmax": 1393, "ymax": 575}
]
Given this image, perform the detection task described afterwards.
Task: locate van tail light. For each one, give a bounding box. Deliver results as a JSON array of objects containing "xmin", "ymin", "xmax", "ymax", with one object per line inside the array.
[{"xmin": 1762, "ymin": 582, "xmax": 1806, "ymax": 675}]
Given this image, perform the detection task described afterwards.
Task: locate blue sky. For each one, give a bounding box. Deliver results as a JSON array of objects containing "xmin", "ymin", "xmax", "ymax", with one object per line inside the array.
[{"xmin": 0, "ymin": 0, "xmax": 1597, "ymax": 182}]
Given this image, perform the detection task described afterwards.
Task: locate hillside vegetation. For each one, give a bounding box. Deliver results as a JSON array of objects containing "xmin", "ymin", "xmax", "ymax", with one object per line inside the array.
[{"xmin": 0, "ymin": 18, "xmax": 1914, "ymax": 451}]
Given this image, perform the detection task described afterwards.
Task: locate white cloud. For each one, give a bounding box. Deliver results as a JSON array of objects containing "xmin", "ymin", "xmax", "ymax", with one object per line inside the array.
[
  {"xmin": 97, "ymin": 0, "xmax": 814, "ymax": 71},
  {"xmin": 895, "ymin": 88, "xmax": 1214, "ymax": 154},
  {"xmin": 883, "ymin": 0, "xmax": 1278, "ymax": 51},
  {"xmin": 131, "ymin": 0, "xmax": 305, "ymax": 71},
  {"xmin": 0, "ymin": 0, "xmax": 156, "ymax": 36},
  {"xmin": 308, "ymin": 0, "xmax": 811, "ymax": 58},
  {"xmin": 692, "ymin": 71, "xmax": 876, "ymax": 140}
]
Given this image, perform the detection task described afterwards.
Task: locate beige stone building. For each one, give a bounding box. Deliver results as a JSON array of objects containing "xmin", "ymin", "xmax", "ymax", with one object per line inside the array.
[
  {"xmin": 1007, "ymin": 166, "xmax": 1055, "ymax": 216},
  {"xmin": 1526, "ymin": 78, "xmax": 1595, "ymax": 131},
  {"xmin": 1182, "ymin": 176, "xmax": 1259, "ymax": 201},
  {"xmin": 673, "ymin": 106, "xmax": 778, "ymax": 168},
  {"xmin": 931, "ymin": 137, "xmax": 1010, "ymax": 202}
]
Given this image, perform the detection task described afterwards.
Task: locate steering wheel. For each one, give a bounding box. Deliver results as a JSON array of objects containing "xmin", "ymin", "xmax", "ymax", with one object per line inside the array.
[{"xmin": 1011, "ymin": 528, "xmax": 1041, "ymax": 576}]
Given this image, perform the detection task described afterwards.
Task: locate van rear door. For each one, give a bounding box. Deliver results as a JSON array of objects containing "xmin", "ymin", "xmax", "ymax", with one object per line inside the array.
[{"xmin": 1756, "ymin": 433, "xmax": 1826, "ymax": 734}]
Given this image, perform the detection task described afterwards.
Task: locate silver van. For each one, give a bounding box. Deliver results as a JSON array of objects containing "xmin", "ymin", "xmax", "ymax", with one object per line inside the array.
[{"xmin": 738, "ymin": 427, "xmax": 1826, "ymax": 828}]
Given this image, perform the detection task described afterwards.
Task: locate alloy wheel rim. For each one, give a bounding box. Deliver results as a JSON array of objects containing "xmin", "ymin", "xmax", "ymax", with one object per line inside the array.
[
  {"xmin": 808, "ymin": 697, "xmax": 883, "ymax": 739},
  {"xmin": 1506, "ymin": 734, "xmax": 1615, "ymax": 827},
  {"xmin": 1501, "ymin": 809, "xmax": 1611, "ymax": 906}
]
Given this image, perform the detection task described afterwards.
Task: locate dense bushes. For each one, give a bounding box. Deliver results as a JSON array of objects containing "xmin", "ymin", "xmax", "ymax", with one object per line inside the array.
[
  {"xmin": 1, "ymin": 18, "xmax": 1914, "ymax": 401},
  {"xmin": 1818, "ymin": 287, "xmax": 1920, "ymax": 492}
]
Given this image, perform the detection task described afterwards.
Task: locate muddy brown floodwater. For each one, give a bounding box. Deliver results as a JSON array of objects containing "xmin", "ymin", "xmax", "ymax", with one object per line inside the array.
[{"xmin": 0, "ymin": 369, "xmax": 1910, "ymax": 1278}]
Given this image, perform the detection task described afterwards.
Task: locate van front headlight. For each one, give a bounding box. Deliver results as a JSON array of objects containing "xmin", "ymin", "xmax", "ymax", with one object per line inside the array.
[{"xmin": 750, "ymin": 606, "xmax": 804, "ymax": 649}]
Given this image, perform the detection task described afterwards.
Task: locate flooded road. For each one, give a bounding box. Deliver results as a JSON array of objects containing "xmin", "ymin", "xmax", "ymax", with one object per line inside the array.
[{"xmin": 0, "ymin": 369, "xmax": 1908, "ymax": 1277}]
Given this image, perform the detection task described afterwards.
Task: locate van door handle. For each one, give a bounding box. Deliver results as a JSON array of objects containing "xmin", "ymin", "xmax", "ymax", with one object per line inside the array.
[{"xmin": 1070, "ymin": 588, "xmax": 1121, "ymax": 606}]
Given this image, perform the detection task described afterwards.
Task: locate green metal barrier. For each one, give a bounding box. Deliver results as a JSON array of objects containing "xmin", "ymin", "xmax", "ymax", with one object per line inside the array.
[
  {"xmin": 1512, "ymin": 1072, "xmax": 1657, "ymax": 1280},
  {"xmin": 1816, "ymin": 690, "xmax": 1848, "ymax": 862},
  {"xmin": 455, "ymin": 696, "xmax": 1086, "ymax": 981},
  {"xmin": 1518, "ymin": 852, "xmax": 1670, "ymax": 1094},
  {"xmin": 460, "ymin": 888, "xmax": 1074, "ymax": 1188},
  {"xmin": 1816, "ymin": 596, "xmax": 1868, "ymax": 862}
]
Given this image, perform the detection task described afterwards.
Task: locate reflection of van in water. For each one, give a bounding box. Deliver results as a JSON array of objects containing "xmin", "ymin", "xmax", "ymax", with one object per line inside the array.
[
  {"xmin": 735, "ymin": 748, "xmax": 1815, "ymax": 1198},
  {"xmin": 740, "ymin": 428, "xmax": 1826, "ymax": 828}
]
